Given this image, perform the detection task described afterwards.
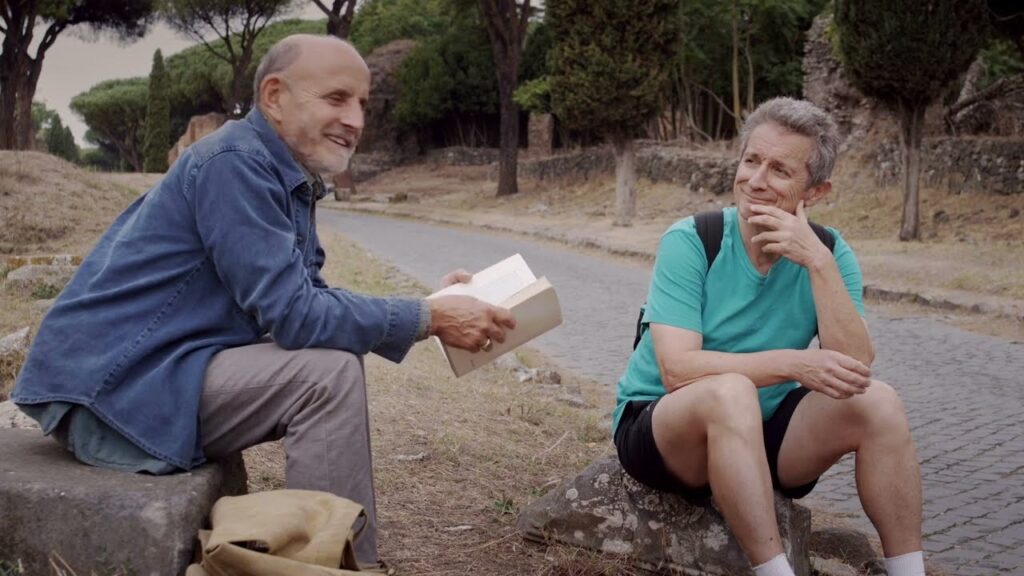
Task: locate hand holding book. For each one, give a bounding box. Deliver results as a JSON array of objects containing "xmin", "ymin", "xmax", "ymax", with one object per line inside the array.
[{"xmin": 427, "ymin": 254, "xmax": 563, "ymax": 376}]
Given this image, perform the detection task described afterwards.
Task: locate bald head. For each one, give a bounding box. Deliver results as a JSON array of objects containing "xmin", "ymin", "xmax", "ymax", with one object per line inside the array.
[{"xmin": 252, "ymin": 34, "xmax": 366, "ymax": 107}]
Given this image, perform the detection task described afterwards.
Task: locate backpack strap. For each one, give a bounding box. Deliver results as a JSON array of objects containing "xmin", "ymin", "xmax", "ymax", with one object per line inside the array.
[
  {"xmin": 633, "ymin": 210, "xmax": 725, "ymax": 350},
  {"xmin": 694, "ymin": 210, "xmax": 725, "ymax": 269},
  {"xmin": 808, "ymin": 221, "xmax": 836, "ymax": 252}
]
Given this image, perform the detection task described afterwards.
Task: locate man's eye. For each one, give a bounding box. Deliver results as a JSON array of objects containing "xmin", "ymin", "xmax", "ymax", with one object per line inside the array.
[{"xmin": 744, "ymin": 157, "xmax": 758, "ymax": 165}]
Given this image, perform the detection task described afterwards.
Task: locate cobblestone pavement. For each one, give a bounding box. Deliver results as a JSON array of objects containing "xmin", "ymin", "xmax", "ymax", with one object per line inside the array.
[{"xmin": 321, "ymin": 211, "xmax": 1024, "ymax": 574}]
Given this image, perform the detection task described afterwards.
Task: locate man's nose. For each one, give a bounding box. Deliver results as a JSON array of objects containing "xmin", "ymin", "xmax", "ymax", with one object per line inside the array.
[
  {"xmin": 340, "ymin": 101, "xmax": 365, "ymax": 133},
  {"xmin": 749, "ymin": 164, "xmax": 768, "ymax": 189}
]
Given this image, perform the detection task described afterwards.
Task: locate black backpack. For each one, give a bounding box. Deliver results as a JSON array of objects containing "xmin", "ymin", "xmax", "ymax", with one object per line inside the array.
[{"xmin": 632, "ymin": 209, "xmax": 836, "ymax": 350}]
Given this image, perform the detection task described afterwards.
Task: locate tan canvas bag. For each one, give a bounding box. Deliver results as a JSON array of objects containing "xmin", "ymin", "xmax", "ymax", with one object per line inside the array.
[{"xmin": 186, "ymin": 489, "xmax": 367, "ymax": 576}]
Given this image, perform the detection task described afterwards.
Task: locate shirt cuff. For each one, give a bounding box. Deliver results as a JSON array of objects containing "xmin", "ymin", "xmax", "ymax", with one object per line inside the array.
[{"xmin": 415, "ymin": 298, "xmax": 432, "ymax": 341}]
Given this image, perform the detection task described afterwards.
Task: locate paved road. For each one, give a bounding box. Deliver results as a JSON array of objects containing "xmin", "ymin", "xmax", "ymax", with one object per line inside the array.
[{"xmin": 321, "ymin": 211, "xmax": 1024, "ymax": 575}]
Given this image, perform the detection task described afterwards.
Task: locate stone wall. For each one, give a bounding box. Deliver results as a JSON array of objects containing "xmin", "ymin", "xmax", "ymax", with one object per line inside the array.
[
  {"xmin": 519, "ymin": 145, "xmax": 737, "ymax": 195},
  {"xmin": 872, "ymin": 137, "xmax": 1024, "ymax": 195}
]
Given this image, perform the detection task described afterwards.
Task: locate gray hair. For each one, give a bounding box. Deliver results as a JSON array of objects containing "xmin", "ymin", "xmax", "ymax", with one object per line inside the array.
[
  {"xmin": 739, "ymin": 97, "xmax": 839, "ymax": 187},
  {"xmin": 252, "ymin": 34, "xmax": 357, "ymax": 106}
]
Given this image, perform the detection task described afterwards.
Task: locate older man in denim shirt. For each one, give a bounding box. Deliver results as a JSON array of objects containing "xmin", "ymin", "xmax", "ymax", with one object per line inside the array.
[{"xmin": 12, "ymin": 34, "xmax": 514, "ymax": 568}]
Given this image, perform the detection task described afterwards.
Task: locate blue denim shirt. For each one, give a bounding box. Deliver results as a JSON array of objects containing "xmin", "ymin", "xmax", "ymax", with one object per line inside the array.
[{"xmin": 13, "ymin": 108, "xmax": 423, "ymax": 469}]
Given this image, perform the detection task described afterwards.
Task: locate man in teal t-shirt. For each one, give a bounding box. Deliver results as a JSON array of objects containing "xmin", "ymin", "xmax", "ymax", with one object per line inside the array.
[{"xmin": 613, "ymin": 98, "xmax": 925, "ymax": 576}]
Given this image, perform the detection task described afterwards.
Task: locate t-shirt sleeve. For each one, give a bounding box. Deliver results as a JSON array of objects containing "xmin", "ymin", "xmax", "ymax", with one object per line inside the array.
[
  {"xmin": 830, "ymin": 228, "xmax": 866, "ymax": 317},
  {"xmin": 644, "ymin": 219, "xmax": 707, "ymax": 333}
]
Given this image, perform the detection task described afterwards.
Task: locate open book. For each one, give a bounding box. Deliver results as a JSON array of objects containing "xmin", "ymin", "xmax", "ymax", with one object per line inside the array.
[{"xmin": 427, "ymin": 254, "xmax": 562, "ymax": 377}]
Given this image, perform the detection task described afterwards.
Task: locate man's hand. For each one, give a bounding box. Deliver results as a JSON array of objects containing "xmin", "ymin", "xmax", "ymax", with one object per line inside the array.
[
  {"xmin": 428, "ymin": 295, "xmax": 516, "ymax": 352},
  {"xmin": 748, "ymin": 201, "xmax": 831, "ymax": 268},
  {"xmin": 439, "ymin": 268, "xmax": 473, "ymax": 289},
  {"xmin": 793, "ymin": 349, "xmax": 871, "ymax": 399}
]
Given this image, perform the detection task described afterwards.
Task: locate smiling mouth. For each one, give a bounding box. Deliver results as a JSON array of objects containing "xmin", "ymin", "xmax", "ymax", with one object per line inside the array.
[{"xmin": 326, "ymin": 134, "xmax": 353, "ymax": 149}]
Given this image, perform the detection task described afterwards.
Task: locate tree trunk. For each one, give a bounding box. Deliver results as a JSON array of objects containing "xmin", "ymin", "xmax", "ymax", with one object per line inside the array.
[
  {"xmin": 730, "ymin": 4, "xmax": 742, "ymax": 134},
  {"xmin": 612, "ymin": 136, "xmax": 637, "ymax": 227},
  {"xmin": 0, "ymin": 33, "xmax": 35, "ymax": 150},
  {"xmin": 898, "ymin": 101, "xmax": 925, "ymax": 241},
  {"xmin": 495, "ymin": 71, "xmax": 520, "ymax": 196}
]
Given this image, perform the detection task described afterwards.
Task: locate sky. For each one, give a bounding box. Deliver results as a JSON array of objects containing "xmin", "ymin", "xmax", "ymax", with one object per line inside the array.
[{"xmin": 33, "ymin": 5, "xmax": 325, "ymax": 146}]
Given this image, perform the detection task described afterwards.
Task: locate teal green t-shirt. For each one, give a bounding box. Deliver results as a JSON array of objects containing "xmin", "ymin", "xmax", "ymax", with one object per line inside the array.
[{"xmin": 613, "ymin": 207, "xmax": 865, "ymax": 432}]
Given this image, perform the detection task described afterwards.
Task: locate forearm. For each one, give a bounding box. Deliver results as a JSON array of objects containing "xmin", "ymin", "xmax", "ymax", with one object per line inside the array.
[
  {"xmin": 659, "ymin": 348, "xmax": 804, "ymax": 393},
  {"xmin": 807, "ymin": 256, "xmax": 874, "ymax": 365}
]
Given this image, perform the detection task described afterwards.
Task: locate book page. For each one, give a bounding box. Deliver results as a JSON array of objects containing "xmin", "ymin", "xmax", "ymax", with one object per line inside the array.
[{"xmin": 428, "ymin": 254, "xmax": 536, "ymax": 306}]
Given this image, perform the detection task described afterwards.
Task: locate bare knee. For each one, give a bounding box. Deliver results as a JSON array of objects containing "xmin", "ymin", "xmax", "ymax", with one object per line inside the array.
[
  {"xmin": 849, "ymin": 379, "xmax": 910, "ymax": 436},
  {"xmin": 690, "ymin": 373, "xmax": 760, "ymax": 429}
]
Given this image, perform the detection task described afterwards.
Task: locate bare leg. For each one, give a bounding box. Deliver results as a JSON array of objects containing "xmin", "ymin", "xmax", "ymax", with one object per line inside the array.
[
  {"xmin": 652, "ymin": 373, "xmax": 785, "ymax": 564},
  {"xmin": 777, "ymin": 380, "xmax": 922, "ymax": 556}
]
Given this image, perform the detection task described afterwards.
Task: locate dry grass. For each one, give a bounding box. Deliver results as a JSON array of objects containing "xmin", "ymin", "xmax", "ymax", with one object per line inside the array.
[{"xmin": 0, "ymin": 152, "xmax": 138, "ymax": 256}]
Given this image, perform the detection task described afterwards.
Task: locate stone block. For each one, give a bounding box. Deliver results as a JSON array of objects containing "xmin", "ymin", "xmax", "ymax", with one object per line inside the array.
[
  {"xmin": 3, "ymin": 264, "xmax": 77, "ymax": 297},
  {"xmin": 0, "ymin": 429, "xmax": 247, "ymax": 576},
  {"xmin": 518, "ymin": 457, "xmax": 811, "ymax": 576}
]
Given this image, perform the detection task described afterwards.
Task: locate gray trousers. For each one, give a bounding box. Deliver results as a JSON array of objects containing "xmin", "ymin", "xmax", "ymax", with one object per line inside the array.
[{"xmin": 198, "ymin": 341, "xmax": 378, "ymax": 565}]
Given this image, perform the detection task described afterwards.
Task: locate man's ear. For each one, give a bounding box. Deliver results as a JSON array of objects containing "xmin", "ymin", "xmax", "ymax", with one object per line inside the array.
[
  {"xmin": 804, "ymin": 180, "xmax": 831, "ymax": 208},
  {"xmin": 259, "ymin": 76, "xmax": 286, "ymax": 123}
]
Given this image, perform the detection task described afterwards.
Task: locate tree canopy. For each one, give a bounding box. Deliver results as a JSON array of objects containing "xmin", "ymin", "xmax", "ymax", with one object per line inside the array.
[
  {"xmin": 350, "ymin": 0, "xmax": 448, "ymax": 55},
  {"xmin": 71, "ymin": 78, "xmax": 149, "ymax": 172},
  {"xmin": 161, "ymin": 0, "xmax": 297, "ymax": 115}
]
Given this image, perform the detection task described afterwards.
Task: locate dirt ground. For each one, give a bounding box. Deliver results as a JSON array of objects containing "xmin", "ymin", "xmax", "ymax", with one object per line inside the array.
[{"xmin": 340, "ymin": 158, "xmax": 1024, "ymax": 342}]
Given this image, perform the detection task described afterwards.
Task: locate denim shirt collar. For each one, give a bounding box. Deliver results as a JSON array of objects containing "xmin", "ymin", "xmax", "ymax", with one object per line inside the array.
[{"xmin": 244, "ymin": 108, "xmax": 326, "ymax": 201}]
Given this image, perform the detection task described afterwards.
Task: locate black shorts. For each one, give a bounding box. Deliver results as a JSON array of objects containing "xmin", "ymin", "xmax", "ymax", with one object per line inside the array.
[{"xmin": 614, "ymin": 386, "xmax": 817, "ymax": 502}]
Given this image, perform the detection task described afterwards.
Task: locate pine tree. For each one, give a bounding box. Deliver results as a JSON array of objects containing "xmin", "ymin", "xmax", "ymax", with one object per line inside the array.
[
  {"xmin": 549, "ymin": 0, "xmax": 680, "ymax": 226},
  {"xmin": 835, "ymin": 0, "xmax": 989, "ymax": 240},
  {"xmin": 143, "ymin": 49, "xmax": 171, "ymax": 173}
]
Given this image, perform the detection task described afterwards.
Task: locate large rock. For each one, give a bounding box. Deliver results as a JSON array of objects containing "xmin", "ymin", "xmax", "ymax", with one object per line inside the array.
[
  {"xmin": 168, "ymin": 112, "xmax": 228, "ymax": 167},
  {"xmin": 0, "ymin": 429, "xmax": 247, "ymax": 576},
  {"xmin": 0, "ymin": 327, "xmax": 31, "ymax": 400},
  {"xmin": 518, "ymin": 458, "xmax": 811, "ymax": 575},
  {"xmin": 3, "ymin": 264, "xmax": 77, "ymax": 297},
  {"xmin": 360, "ymin": 39, "xmax": 420, "ymax": 158}
]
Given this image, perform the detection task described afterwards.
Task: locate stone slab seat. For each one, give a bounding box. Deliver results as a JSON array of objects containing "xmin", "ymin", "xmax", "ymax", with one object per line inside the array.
[
  {"xmin": 0, "ymin": 428, "xmax": 247, "ymax": 576},
  {"xmin": 517, "ymin": 457, "xmax": 811, "ymax": 576}
]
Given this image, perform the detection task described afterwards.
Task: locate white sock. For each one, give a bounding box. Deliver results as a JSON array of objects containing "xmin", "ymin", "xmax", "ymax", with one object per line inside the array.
[
  {"xmin": 885, "ymin": 551, "xmax": 925, "ymax": 576},
  {"xmin": 752, "ymin": 553, "xmax": 796, "ymax": 576}
]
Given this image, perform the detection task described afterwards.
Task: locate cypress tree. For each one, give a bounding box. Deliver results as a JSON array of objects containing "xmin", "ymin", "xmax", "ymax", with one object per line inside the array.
[
  {"xmin": 143, "ymin": 49, "xmax": 170, "ymax": 173},
  {"xmin": 44, "ymin": 114, "xmax": 78, "ymax": 162},
  {"xmin": 549, "ymin": 0, "xmax": 680, "ymax": 226},
  {"xmin": 835, "ymin": 0, "xmax": 989, "ymax": 240}
]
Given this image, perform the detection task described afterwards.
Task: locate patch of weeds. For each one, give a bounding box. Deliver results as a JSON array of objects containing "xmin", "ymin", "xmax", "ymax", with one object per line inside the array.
[
  {"xmin": 504, "ymin": 402, "xmax": 546, "ymax": 426},
  {"xmin": 0, "ymin": 264, "xmax": 9, "ymax": 281},
  {"xmin": 0, "ymin": 559, "xmax": 24, "ymax": 576},
  {"xmin": 491, "ymin": 493, "xmax": 518, "ymax": 516},
  {"xmin": 577, "ymin": 417, "xmax": 611, "ymax": 444},
  {"xmin": 31, "ymin": 284, "xmax": 61, "ymax": 300}
]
